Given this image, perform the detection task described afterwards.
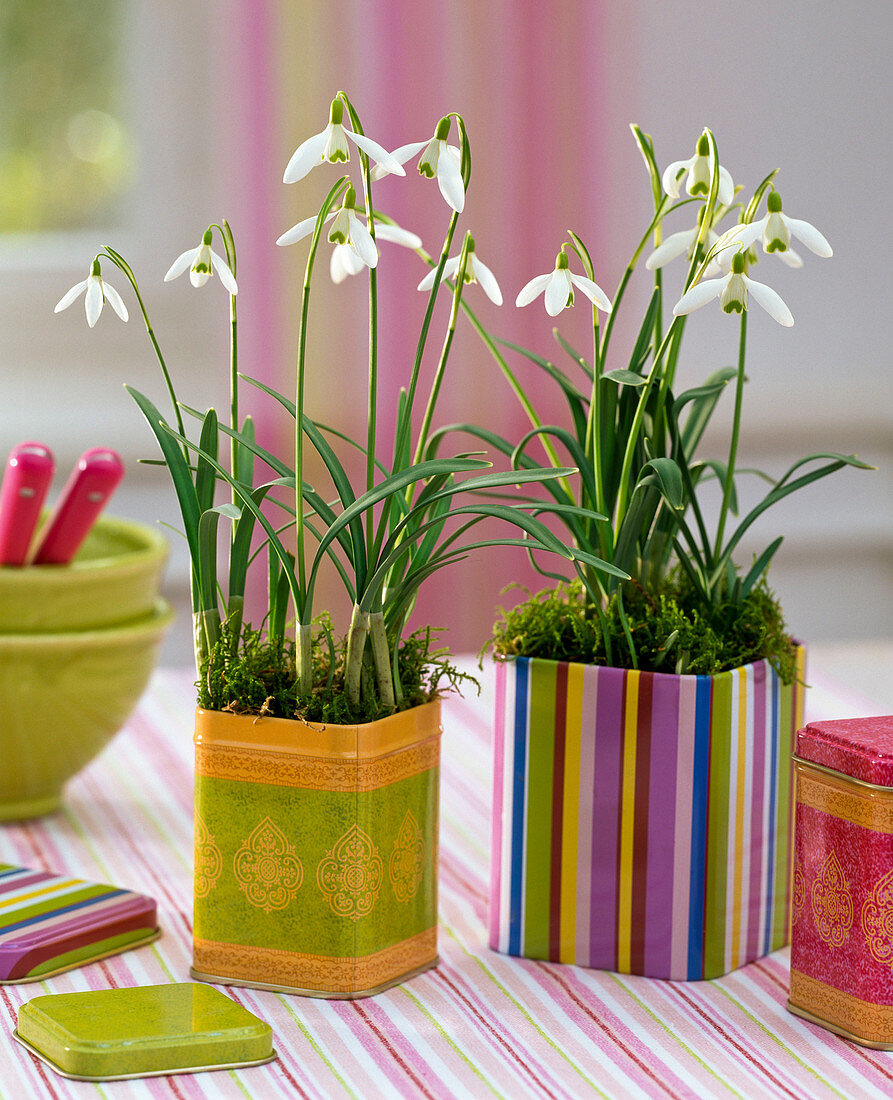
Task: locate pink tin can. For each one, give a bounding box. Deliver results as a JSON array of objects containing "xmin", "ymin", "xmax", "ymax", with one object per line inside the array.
[{"xmin": 789, "ymin": 715, "xmax": 893, "ymax": 1048}]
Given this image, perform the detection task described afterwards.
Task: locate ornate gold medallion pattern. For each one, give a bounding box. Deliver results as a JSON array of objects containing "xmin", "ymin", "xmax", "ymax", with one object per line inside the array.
[
  {"xmin": 793, "ymin": 861, "xmax": 805, "ymax": 923},
  {"xmin": 233, "ymin": 816, "xmax": 304, "ymax": 913},
  {"xmin": 317, "ymin": 824, "xmax": 383, "ymax": 920},
  {"xmin": 812, "ymin": 850, "xmax": 854, "ymax": 946},
  {"xmin": 861, "ymin": 866, "xmax": 893, "ymax": 966},
  {"xmin": 194, "ymin": 813, "xmax": 223, "ymax": 898},
  {"xmin": 389, "ymin": 810, "xmax": 425, "ymax": 903}
]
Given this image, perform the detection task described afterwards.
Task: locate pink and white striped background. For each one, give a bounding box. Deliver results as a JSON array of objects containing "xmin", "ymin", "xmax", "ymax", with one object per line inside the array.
[
  {"xmin": 0, "ymin": 661, "xmax": 891, "ymax": 1099},
  {"xmin": 207, "ymin": 1, "xmax": 637, "ymax": 650}
]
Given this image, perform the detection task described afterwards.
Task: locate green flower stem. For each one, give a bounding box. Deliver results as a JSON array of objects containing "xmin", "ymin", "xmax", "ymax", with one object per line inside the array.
[
  {"xmin": 455, "ymin": 296, "xmax": 567, "ymax": 483},
  {"xmin": 297, "ymin": 620, "xmax": 312, "ymax": 697},
  {"xmin": 597, "ymin": 197, "xmax": 676, "ymax": 368},
  {"xmin": 368, "ymin": 609, "xmax": 395, "ymax": 709},
  {"xmin": 413, "ymin": 234, "xmax": 471, "ymax": 465},
  {"xmin": 614, "ymin": 314, "xmax": 684, "ymax": 531},
  {"xmin": 714, "ymin": 309, "xmax": 747, "ymax": 561},
  {"xmin": 394, "ymin": 219, "xmax": 460, "ymax": 471},
  {"xmin": 214, "ymin": 221, "xmax": 239, "ymax": 496},
  {"xmin": 393, "ymin": 113, "xmax": 468, "ymax": 470},
  {"xmin": 294, "ymin": 179, "xmax": 349, "ymax": 693},
  {"xmin": 345, "ymin": 602, "xmax": 370, "ymax": 709},
  {"xmin": 338, "ymin": 92, "xmax": 380, "ymax": 564},
  {"xmin": 102, "ymin": 247, "xmax": 188, "ymax": 462}
]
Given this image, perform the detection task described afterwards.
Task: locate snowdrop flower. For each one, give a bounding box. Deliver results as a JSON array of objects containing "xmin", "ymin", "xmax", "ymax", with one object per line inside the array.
[
  {"xmin": 330, "ymin": 222, "xmax": 421, "ymax": 283},
  {"xmin": 54, "ymin": 258, "xmax": 128, "ymax": 327},
  {"xmin": 164, "ymin": 229, "xmax": 238, "ymax": 293},
  {"xmin": 283, "ymin": 98, "xmax": 405, "ymax": 184},
  {"xmin": 277, "ymin": 187, "xmax": 414, "ymax": 277},
  {"xmin": 662, "ymin": 130, "xmax": 734, "ymax": 206},
  {"xmin": 372, "ymin": 117, "xmax": 465, "ymax": 213},
  {"xmin": 722, "ymin": 191, "xmax": 832, "ymax": 263},
  {"xmin": 515, "ymin": 249, "xmax": 612, "ymax": 316},
  {"xmin": 417, "ymin": 238, "xmax": 502, "ymax": 304},
  {"xmin": 645, "ymin": 206, "xmax": 722, "ymax": 274},
  {"xmin": 673, "ymin": 251, "xmax": 794, "ymax": 326},
  {"xmin": 325, "ymin": 187, "xmax": 379, "ymax": 269},
  {"xmin": 709, "ymin": 219, "xmax": 802, "ymax": 275}
]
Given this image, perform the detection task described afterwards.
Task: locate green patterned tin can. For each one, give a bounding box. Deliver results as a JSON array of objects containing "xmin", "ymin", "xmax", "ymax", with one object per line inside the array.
[{"xmin": 191, "ymin": 701, "xmax": 441, "ymax": 998}]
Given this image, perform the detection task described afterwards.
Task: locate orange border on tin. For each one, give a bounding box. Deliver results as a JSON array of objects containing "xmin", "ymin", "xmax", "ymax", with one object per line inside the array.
[
  {"xmin": 789, "ymin": 968, "xmax": 893, "ymax": 1046},
  {"xmin": 795, "ymin": 761, "xmax": 893, "ymax": 835},
  {"xmin": 193, "ymin": 927, "xmax": 437, "ymax": 995},
  {"xmin": 196, "ymin": 700, "xmax": 441, "ymax": 759},
  {"xmin": 194, "ymin": 701, "xmax": 442, "ymax": 792}
]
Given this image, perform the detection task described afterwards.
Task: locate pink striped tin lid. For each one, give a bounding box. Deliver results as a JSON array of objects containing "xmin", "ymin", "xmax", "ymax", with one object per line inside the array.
[
  {"xmin": 796, "ymin": 715, "xmax": 893, "ymax": 786},
  {"xmin": 0, "ymin": 864, "xmax": 158, "ymax": 983}
]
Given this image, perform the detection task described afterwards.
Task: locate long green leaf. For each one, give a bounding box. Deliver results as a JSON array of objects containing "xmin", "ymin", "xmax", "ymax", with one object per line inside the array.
[
  {"xmin": 740, "ymin": 536, "xmax": 784, "ymax": 599},
  {"xmin": 163, "ymin": 424, "xmax": 307, "ymax": 616},
  {"xmin": 719, "ymin": 456, "xmax": 869, "ymax": 568},
  {"xmin": 511, "ymin": 426, "xmax": 596, "ymax": 506},
  {"xmin": 195, "ymin": 409, "xmax": 219, "ymax": 512},
  {"xmin": 676, "ymin": 367, "xmax": 736, "ymax": 455},
  {"xmin": 126, "ymin": 385, "xmax": 201, "ymax": 569},
  {"xmin": 238, "ymin": 374, "xmax": 368, "ymax": 587},
  {"xmin": 602, "ymin": 369, "xmax": 647, "ymax": 388},
  {"xmin": 639, "ymin": 457, "xmax": 684, "ymax": 510},
  {"xmin": 552, "ymin": 331, "xmax": 593, "ymax": 380},
  {"xmin": 235, "ymin": 414, "xmax": 256, "ymax": 487}
]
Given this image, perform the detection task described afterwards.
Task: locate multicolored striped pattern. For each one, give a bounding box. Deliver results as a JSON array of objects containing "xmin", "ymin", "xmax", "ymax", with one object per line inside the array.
[
  {"xmin": 490, "ymin": 653, "xmax": 806, "ymax": 980},
  {"xmin": 0, "ymin": 865, "xmax": 156, "ymax": 983},
  {"xmin": 5, "ymin": 661, "xmax": 893, "ymax": 1099}
]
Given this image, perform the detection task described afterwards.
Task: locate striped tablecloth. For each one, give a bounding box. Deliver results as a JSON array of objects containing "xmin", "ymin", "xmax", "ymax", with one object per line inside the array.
[{"xmin": 1, "ymin": 654, "xmax": 892, "ymax": 1100}]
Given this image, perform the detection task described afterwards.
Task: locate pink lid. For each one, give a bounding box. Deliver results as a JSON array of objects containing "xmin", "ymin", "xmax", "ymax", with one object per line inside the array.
[{"xmin": 796, "ymin": 715, "xmax": 893, "ymax": 786}]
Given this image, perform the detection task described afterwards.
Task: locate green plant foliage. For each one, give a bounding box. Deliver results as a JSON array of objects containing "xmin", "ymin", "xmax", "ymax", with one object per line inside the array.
[
  {"xmin": 198, "ymin": 614, "xmax": 477, "ymax": 725},
  {"xmin": 489, "ymin": 575, "xmax": 798, "ymax": 683}
]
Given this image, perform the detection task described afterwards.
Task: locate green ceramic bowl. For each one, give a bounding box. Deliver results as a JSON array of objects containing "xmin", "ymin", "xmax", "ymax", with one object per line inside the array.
[
  {"xmin": 0, "ymin": 599, "xmax": 174, "ymax": 821},
  {"xmin": 0, "ymin": 515, "xmax": 168, "ymax": 633}
]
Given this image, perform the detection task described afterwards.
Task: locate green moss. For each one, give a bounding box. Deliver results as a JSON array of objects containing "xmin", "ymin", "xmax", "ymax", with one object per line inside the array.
[
  {"xmin": 197, "ymin": 614, "xmax": 477, "ymax": 724},
  {"xmin": 488, "ymin": 575, "xmax": 798, "ymax": 683}
]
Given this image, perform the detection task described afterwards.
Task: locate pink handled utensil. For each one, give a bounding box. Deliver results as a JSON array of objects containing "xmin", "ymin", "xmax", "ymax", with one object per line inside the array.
[
  {"xmin": 32, "ymin": 447, "xmax": 124, "ymax": 565},
  {"xmin": 0, "ymin": 442, "xmax": 56, "ymax": 566}
]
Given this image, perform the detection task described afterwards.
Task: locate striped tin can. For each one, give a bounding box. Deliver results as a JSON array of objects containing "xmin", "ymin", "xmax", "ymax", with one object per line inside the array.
[
  {"xmin": 192, "ymin": 701, "xmax": 440, "ymax": 998},
  {"xmin": 789, "ymin": 715, "xmax": 893, "ymax": 1048},
  {"xmin": 489, "ymin": 651, "xmax": 805, "ymax": 980}
]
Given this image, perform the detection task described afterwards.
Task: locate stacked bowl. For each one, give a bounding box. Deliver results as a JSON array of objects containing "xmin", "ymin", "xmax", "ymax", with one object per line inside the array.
[{"xmin": 0, "ymin": 516, "xmax": 172, "ymax": 820}]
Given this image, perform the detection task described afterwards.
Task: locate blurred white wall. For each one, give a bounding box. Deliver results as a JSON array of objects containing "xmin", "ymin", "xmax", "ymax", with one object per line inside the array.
[{"xmin": 604, "ymin": 1, "xmax": 893, "ymax": 645}]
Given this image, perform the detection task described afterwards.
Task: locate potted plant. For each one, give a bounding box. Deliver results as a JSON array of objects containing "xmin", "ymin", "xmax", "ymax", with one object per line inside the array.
[
  {"xmin": 430, "ymin": 126, "xmax": 870, "ymax": 980},
  {"xmin": 53, "ymin": 93, "xmax": 610, "ymax": 998}
]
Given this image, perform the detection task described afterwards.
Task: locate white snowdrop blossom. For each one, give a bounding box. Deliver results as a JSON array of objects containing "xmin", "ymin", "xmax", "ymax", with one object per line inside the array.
[
  {"xmin": 324, "ymin": 187, "xmax": 379, "ymax": 269},
  {"xmin": 277, "ymin": 188, "xmax": 419, "ymax": 278},
  {"xmin": 662, "ymin": 131, "xmax": 734, "ymax": 206},
  {"xmin": 722, "ymin": 191, "xmax": 832, "ymax": 264},
  {"xmin": 645, "ymin": 220, "xmax": 722, "ymax": 274},
  {"xmin": 164, "ymin": 229, "xmax": 238, "ymax": 293},
  {"xmin": 372, "ymin": 117, "xmax": 465, "ymax": 213},
  {"xmin": 54, "ymin": 258, "xmax": 129, "ymax": 328},
  {"xmin": 283, "ymin": 98, "xmax": 405, "ymax": 184},
  {"xmin": 417, "ymin": 239, "xmax": 502, "ymax": 305},
  {"xmin": 673, "ymin": 251, "xmax": 794, "ymax": 326},
  {"xmin": 515, "ymin": 250, "xmax": 613, "ymax": 316},
  {"xmin": 330, "ymin": 222, "xmax": 421, "ymax": 284}
]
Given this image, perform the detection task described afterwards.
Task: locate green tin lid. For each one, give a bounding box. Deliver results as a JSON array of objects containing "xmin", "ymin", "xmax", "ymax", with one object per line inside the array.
[{"xmin": 14, "ymin": 983, "xmax": 276, "ymax": 1080}]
